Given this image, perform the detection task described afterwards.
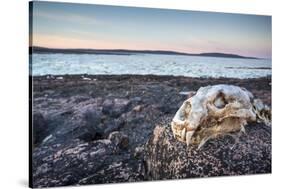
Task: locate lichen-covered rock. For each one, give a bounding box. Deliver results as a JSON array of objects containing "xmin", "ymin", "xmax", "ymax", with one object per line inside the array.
[
  {"xmin": 144, "ymin": 121, "xmax": 271, "ymax": 180},
  {"xmin": 33, "ymin": 138, "xmax": 145, "ymax": 187},
  {"xmin": 78, "ymin": 157, "xmax": 145, "ymax": 184}
]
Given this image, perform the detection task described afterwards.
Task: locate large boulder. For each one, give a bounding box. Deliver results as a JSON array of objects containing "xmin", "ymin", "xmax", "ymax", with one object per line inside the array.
[{"xmin": 144, "ymin": 121, "xmax": 271, "ymax": 180}]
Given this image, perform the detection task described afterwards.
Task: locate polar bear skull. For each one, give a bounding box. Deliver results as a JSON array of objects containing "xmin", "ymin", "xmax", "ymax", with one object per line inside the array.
[{"xmin": 171, "ymin": 84, "xmax": 271, "ymax": 148}]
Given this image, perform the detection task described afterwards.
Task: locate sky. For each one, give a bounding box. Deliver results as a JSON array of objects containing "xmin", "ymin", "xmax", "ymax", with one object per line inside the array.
[{"xmin": 31, "ymin": 1, "xmax": 272, "ymax": 58}]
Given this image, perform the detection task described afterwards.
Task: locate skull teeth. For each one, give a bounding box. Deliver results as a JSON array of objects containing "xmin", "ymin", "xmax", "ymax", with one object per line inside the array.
[{"xmin": 181, "ymin": 128, "xmax": 186, "ymax": 141}]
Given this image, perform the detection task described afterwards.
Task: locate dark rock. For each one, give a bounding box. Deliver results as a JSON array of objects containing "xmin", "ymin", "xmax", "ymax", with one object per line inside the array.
[
  {"xmin": 84, "ymin": 109, "xmax": 102, "ymax": 133},
  {"xmin": 154, "ymin": 104, "xmax": 176, "ymax": 114},
  {"xmin": 134, "ymin": 146, "xmax": 144, "ymax": 159},
  {"xmin": 101, "ymin": 119, "xmax": 124, "ymax": 137},
  {"xmin": 33, "ymin": 112, "xmax": 49, "ymax": 145},
  {"xmin": 60, "ymin": 110, "xmax": 73, "ymax": 116},
  {"xmin": 108, "ymin": 131, "xmax": 129, "ymax": 150},
  {"xmin": 103, "ymin": 99, "xmax": 131, "ymax": 118},
  {"xmin": 76, "ymin": 126, "xmax": 96, "ymax": 142},
  {"xmin": 112, "ymin": 98, "xmax": 131, "ymax": 117},
  {"xmin": 82, "ymin": 118, "xmax": 124, "ymax": 140},
  {"xmin": 131, "ymin": 97, "xmax": 142, "ymax": 103},
  {"xmin": 102, "ymin": 99, "xmax": 114, "ymax": 115},
  {"xmin": 73, "ymin": 96, "xmax": 90, "ymax": 103},
  {"xmin": 72, "ymin": 107, "xmax": 108, "ymax": 142},
  {"xmin": 125, "ymin": 116, "xmax": 145, "ymax": 125},
  {"xmin": 144, "ymin": 122, "xmax": 271, "ymax": 180}
]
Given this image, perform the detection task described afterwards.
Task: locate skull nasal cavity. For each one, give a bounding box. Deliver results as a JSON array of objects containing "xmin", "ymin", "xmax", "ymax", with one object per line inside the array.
[{"xmin": 214, "ymin": 93, "xmax": 227, "ymax": 109}]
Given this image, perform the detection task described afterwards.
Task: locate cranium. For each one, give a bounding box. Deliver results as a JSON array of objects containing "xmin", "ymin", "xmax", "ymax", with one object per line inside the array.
[{"xmin": 171, "ymin": 84, "xmax": 271, "ymax": 148}]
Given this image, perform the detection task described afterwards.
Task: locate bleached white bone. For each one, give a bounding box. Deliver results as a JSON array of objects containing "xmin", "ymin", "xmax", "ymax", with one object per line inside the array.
[{"xmin": 171, "ymin": 84, "xmax": 271, "ymax": 148}]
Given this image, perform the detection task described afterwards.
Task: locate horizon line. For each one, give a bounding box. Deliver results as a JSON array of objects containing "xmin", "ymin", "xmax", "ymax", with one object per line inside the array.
[{"xmin": 31, "ymin": 46, "xmax": 269, "ymax": 59}]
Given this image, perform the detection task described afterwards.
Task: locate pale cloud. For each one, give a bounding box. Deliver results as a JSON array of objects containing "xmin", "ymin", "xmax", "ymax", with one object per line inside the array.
[
  {"xmin": 33, "ymin": 10, "xmax": 100, "ymax": 26},
  {"xmin": 33, "ymin": 34, "xmax": 135, "ymax": 49}
]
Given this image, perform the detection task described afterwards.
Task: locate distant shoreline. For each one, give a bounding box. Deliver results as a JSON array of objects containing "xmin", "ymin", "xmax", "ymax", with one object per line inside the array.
[
  {"xmin": 30, "ymin": 46, "xmax": 259, "ymax": 59},
  {"xmin": 30, "ymin": 74, "xmax": 272, "ymax": 81}
]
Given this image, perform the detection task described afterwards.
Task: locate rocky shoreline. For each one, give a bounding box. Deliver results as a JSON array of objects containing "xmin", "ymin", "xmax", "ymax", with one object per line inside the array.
[{"xmin": 31, "ymin": 75, "xmax": 271, "ymax": 187}]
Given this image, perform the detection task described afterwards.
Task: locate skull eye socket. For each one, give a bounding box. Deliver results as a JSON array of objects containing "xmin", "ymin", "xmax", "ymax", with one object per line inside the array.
[{"xmin": 213, "ymin": 92, "xmax": 227, "ymax": 109}]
